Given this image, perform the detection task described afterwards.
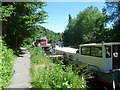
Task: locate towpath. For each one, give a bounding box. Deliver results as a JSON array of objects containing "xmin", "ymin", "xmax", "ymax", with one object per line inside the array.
[{"xmin": 7, "ymin": 48, "xmax": 31, "ymax": 88}]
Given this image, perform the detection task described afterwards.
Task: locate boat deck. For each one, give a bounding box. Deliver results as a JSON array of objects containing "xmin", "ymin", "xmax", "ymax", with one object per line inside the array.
[{"xmin": 55, "ymin": 46, "xmax": 78, "ymax": 54}]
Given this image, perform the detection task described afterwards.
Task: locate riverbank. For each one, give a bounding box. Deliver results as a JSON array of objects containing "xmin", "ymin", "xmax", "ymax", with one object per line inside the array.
[{"xmin": 28, "ymin": 46, "xmax": 86, "ymax": 88}]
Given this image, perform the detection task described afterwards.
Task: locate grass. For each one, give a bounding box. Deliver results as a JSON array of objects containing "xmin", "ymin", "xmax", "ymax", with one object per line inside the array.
[{"xmin": 27, "ymin": 46, "xmax": 87, "ymax": 88}]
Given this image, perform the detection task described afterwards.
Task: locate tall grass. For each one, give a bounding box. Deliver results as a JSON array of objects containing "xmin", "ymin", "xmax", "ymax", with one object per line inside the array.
[
  {"xmin": 0, "ymin": 37, "xmax": 15, "ymax": 89},
  {"xmin": 28, "ymin": 46, "xmax": 86, "ymax": 88}
]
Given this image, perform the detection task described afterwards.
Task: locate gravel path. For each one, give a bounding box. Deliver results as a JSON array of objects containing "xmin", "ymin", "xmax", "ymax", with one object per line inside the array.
[{"xmin": 7, "ymin": 48, "xmax": 31, "ymax": 88}]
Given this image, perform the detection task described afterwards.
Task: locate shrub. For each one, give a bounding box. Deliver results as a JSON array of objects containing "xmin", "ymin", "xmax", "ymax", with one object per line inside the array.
[
  {"xmin": 0, "ymin": 37, "xmax": 14, "ymax": 89},
  {"xmin": 29, "ymin": 46, "xmax": 86, "ymax": 88}
]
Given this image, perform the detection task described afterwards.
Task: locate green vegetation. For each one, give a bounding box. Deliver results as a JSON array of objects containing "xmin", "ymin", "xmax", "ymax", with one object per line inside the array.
[
  {"xmin": 28, "ymin": 46, "xmax": 86, "ymax": 88},
  {"xmin": 23, "ymin": 27, "xmax": 63, "ymax": 47},
  {"xmin": 1, "ymin": 2, "xmax": 63, "ymax": 88},
  {"xmin": 1, "ymin": 2, "xmax": 63, "ymax": 54},
  {"xmin": 1, "ymin": 2, "xmax": 47, "ymax": 53},
  {"xmin": 0, "ymin": 37, "xmax": 14, "ymax": 89},
  {"xmin": 63, "ymin": 6, "xmax": 107, "ymax": 46},
  {"xmin": 103, "ymin": 2, "xmax": 120, "ymax": 42},
  {"xmin": 63, "ymin": 4, "xmax": 120, "ymax": 46},
  {"xmin": 1, "ymin": 1, "xmax": 120, "ymax": 89}
]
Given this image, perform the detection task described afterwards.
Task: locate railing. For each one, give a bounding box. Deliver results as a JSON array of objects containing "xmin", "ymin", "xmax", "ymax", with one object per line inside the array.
[{"xmin": 109, "ymin": 69, "xmax": 120, "ymax": 90}]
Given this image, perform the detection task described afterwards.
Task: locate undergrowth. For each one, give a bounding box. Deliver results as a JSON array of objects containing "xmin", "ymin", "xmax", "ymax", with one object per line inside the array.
[
  {"xmin": 28, "ymin": 46, "xmax": 86, "ymax": 88},
  {"xmin": 0, "ymin": 37, "xmax": 14, "ymax": 89}
]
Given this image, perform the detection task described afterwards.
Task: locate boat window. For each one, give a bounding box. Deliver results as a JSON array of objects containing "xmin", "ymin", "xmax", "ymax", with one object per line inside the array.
[
  {"xmin": 91, "ymin": 47, "xmax": 102, "ymax": 57},
  {"xmin": 81, "ymin": 46, "xmax": 102, "ymax": 58},
  {"xmin": 81, "ymin": 47, "xmax": 90, "ymax": 55},
  {"xmin": 105, "ymin": 46, "xmax": 111, "ymax": 58}
]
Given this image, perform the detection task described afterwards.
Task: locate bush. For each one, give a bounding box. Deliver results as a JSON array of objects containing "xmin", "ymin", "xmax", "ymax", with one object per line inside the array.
[
  {"xmin": 29, "ymin": 46, "xmax": 86, "ymax": 88},
  {"xmin": 0, "ymin": 37, "xmax": 14, "ymax": 89}
]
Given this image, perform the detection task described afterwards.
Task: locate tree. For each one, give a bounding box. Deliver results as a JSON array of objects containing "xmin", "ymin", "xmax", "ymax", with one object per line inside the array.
[
  {"xmin": 103, "ymin": 2, "xmax": 120, "ymax": 41},
  {"xmin": 25, "ymin": 26, "xmax": 63, "ymax": 44},
  {"xmin": 76, "ymin": 6, "xmax": 107, "ymax": 43},
  {"xmin": 63, "ymin": 14, "xmax": 77, "ymax": 46},
  {"xmin": 1, "ymin": 2, "xmax": 47, "ymax": 53},
  {"xmin": 63, "ymin": 6, "xmax": 107, "ymax": 46},
  {"xmin": 103, "ymin": 2, "xmax": 120, "ymax": 22}
]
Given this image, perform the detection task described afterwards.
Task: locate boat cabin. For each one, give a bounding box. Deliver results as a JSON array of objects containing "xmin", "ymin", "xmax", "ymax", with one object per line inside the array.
[
  {"xmin": 75, "ymin": 42, "xmax": 120, "ymax": 73},
  {"xmin": 36, "ymin": 36, "xmax": 51, "ymax": 51},
  {"xmin": 55, "ymin": 46, "xmax": 78, "ymax": 60}
]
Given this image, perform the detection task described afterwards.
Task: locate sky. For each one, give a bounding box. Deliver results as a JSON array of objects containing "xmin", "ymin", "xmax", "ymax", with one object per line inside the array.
[{"xmin": 41, "ymin": 2, "xmax": 106, "ymax": 33}]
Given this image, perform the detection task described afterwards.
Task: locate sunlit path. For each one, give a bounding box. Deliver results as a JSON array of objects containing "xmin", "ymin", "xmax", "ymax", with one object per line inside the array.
[{"xmin": 7, "ymin": 48, "xmax": 31, "ymax": 88}]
